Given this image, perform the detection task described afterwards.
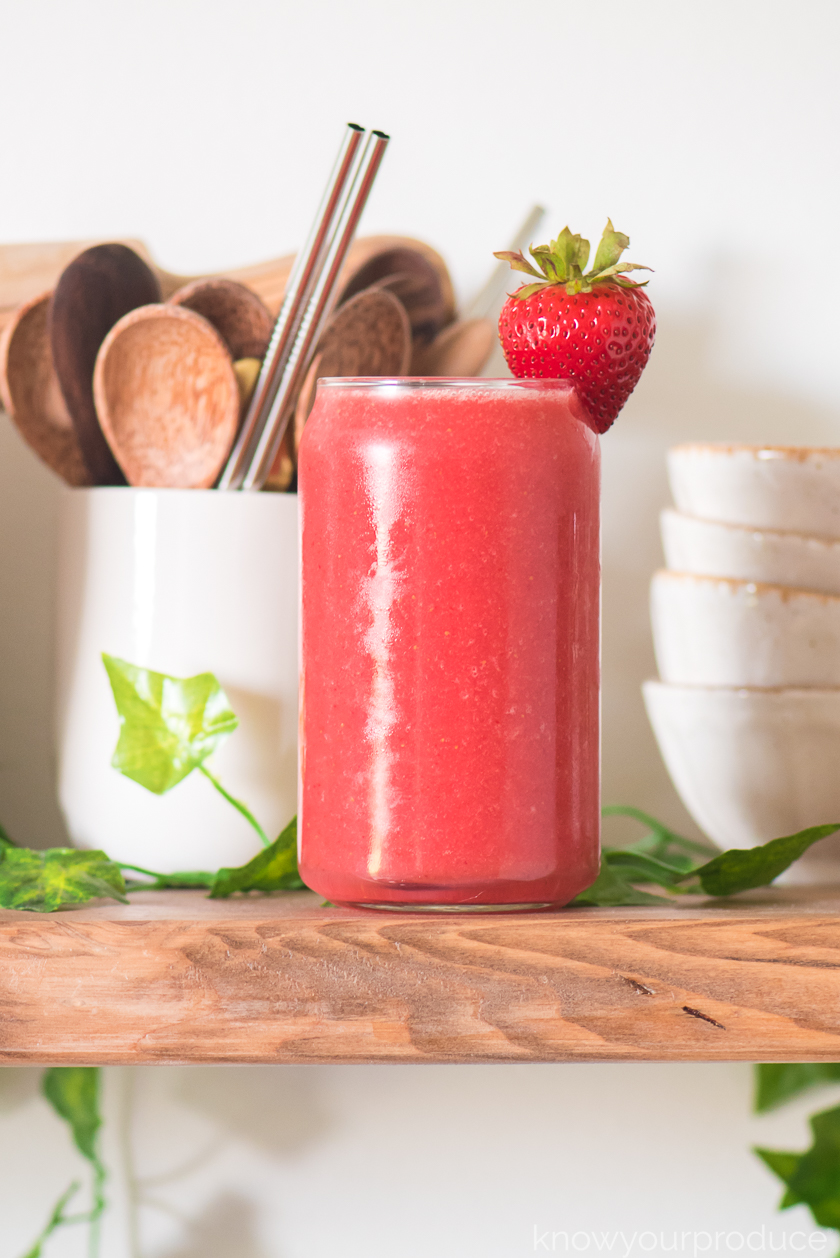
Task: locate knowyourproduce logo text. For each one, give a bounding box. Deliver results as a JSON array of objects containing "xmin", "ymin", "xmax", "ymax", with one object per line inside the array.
[{"xmin": 532, "ymin": 1228, "xmax": 830, "ymax": 1256}]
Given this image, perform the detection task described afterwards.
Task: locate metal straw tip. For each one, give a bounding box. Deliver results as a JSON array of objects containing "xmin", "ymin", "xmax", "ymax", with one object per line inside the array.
[
  {"xmin": 372, "ymin": 130, "xmax": 390, "ymax": 140},
  {"xmin": 348, "ymin": 122, "xmax": 365, "ymax": 132}
]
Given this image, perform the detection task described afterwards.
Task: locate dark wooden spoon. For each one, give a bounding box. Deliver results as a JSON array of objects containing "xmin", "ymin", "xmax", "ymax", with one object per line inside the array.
[
  {"xmin": 50, "ymin": 243, "xmax": 161, "ymax": 484},
  {"xmin": 293, "ymin": 287, "xmax": 411, "ymax": 449},
  {"xmin": 169, "ymin": 277, "xmax": 273, "ymax": 359},
  {"xmin": 337, "ymin": 243, "xmax": 453, "ymax": 344}
]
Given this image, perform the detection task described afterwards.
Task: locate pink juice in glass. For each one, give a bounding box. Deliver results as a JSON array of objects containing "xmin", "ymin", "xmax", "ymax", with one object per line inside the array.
[{"xmin": 298, "ymin": 378, "xmax": 600, "ymax": 909}]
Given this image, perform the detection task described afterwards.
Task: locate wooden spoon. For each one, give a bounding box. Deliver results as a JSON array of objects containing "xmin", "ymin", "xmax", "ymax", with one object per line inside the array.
[
  {"xmin": 337, "ymin": 244, "xmax": 452, "ymax": 343},
  {"xmin": 0, "ymin": 292, "xmax": 92, "ymax": 485},
  {"xmin": 169, "ymin": 278, "xmax": 273, "ymax": 360},
  {"xmin": 0, "ymin": 234, "xmax": 452, "ymax": 326},
  {"xmin": 50, "ymin": 243, "xmax": 161, "ymax": 484},
  {"xmin": 93, "ymin": 304, "xmax": 240, "ymax": 489},
  {"xmin": 294, "ymin": 288, "xmax": 412, "ymax": 450},
  {"xmin": 410, "ymin": 318, "xmax": 496, "ymax": 377},
  {"xmin": 293, "ymin": 287, "xmax": 412, "ymax": 448}
]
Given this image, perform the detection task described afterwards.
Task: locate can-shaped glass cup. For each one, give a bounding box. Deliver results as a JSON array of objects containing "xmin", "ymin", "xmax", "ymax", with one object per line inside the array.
[{"xmin": 298, "ymin": 378, "xmax": 601, "ymax": 909}]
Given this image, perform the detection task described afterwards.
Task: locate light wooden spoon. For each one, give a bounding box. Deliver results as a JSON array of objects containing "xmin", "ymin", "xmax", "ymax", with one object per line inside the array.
[
  {"xmin": 410, "ymin": 318, "xmax": 496, "ymax": 377},
  {"xmin": 293, "ymin": 287, "xmax": 412, "ymax": 448},
  {"xmin": 93, "ymin": 304, "xmax": 240, "ymax": 488},
  {"xmin": 50, "ymin": 243, "xmax": 161, "ymax": 484},
  {"xmin": 169, "ymin": 277, "xmax": 273, "ymax": 360},
  {"xmin": 0, "ymin": 291, "xmax": 92, "ymax": 485}
]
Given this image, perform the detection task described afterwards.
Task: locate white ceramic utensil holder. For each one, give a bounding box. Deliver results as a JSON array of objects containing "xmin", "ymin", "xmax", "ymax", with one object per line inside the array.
[{"xmin": 56, "ymin": 487, "xmax": 299, "ymax": 873}]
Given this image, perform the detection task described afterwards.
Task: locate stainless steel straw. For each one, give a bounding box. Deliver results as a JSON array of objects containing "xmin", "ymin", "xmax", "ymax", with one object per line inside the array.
[
  {"xmin": 240, "ymin": 130, "xmax": 390, "ymax": 492},
  {"xmin": 218, "ymin": 123, "xmax": 366, "ymax": 491}
]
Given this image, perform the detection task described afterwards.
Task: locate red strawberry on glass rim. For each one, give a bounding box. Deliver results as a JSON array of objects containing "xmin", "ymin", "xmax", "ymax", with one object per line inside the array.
[{"xmin": 495, "ymin": 221, "xmax": 655, "ymax": 433}]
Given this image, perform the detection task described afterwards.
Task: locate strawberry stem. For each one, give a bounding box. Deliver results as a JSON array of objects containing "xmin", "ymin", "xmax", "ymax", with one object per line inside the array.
[{"xmin": 494, "ymin": 219, "xmax": 652, "ymax": 299}]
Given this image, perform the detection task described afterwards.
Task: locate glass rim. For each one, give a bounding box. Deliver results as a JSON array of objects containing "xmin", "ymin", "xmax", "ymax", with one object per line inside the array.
[{"xmin": 314, "ymin": 377, "xmax": 577, "ymax": 391}]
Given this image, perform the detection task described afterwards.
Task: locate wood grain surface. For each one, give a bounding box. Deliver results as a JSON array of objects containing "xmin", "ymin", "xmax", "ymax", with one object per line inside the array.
[{"xmin": 1, "ymin": 886, "xmax": 840, "ymax": 1066}]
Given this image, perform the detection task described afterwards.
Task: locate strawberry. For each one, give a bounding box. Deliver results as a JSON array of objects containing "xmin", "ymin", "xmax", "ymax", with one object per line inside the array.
[{"xmin": 495, "ymin": 221, "xmax": 655, "ymax": 433}]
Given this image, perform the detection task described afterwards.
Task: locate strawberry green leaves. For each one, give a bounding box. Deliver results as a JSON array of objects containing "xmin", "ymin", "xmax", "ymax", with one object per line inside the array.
[
  {"xmin": 210, "ymin": 816, "xmax": 303, "ymax": 898},
  {"xmin": 591, "ymin": 220, "xmax": 630, "ymax": 272},
  {"xmin": 492, "ymin": 250, "xmax": 544, "ymax": 280},
  {"xmin": 756, "ymin": 1105, "xmax": 840, "ymax": 1230},
  {"xmin": 533, "ymin": 226, "xmax": 591, "ymax": 280},
  {"xmin": 494, "ymin": 219, "xmax": 652, "ymax": 299},
  {"xmin": 0, "ymin": 847, "xmax": 126, "ymax": 912},
  {"xmin": 103, "ymin": 654, "xmax": 238, "ymax": 794}
]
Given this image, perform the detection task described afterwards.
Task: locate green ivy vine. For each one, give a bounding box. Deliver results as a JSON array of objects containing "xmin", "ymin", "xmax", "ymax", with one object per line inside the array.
[{"xmin": 7, "ymin": 657, "xmax": 840, "ymax": 1251}]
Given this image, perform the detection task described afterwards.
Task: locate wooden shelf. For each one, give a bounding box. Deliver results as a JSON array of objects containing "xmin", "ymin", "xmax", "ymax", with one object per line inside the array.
[{"xmin": 2, "ymin": 885, "xmax": 840, "ymax": 1065}]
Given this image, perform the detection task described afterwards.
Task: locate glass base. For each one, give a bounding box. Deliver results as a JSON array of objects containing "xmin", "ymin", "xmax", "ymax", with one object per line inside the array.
[{"xmin": 348, "ymin": 901, "xmax": 556, "ymax": 914}]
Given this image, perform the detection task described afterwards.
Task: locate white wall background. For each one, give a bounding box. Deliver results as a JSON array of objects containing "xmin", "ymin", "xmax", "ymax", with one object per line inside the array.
[{"xmin": 1, "ymin": 0, "xmax": 839, "ymax": 1253}]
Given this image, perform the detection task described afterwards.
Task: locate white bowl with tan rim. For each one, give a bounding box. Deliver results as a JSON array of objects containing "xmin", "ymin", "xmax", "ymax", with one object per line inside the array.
[
  {"xmin": 651, "ymin": 570, "xmax": 840, "ymax": 688},
  {"xmin": 660, "ymin": 509, "xmax": 840, "ymax": 596},
  {"xmin": 643, "ymin": 680, "xmax": 840, "ymax": 872},
  {"xmin": 668, "ymin": 444, "xmax": 840, "ymax": 539}
]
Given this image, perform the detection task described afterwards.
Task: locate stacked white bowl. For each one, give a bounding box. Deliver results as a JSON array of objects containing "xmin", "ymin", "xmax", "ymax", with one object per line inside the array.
[{"xmin": 643, "ymin": 444, "xmax": 840, "ymax": 866}]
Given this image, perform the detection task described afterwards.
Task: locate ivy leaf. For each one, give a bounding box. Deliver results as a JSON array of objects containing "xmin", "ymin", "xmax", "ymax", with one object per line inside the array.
[
  {"xmin": 755, "ymin": 1064, "xmax": 840, "ymax": 1114},
  {"xmin": 210, "ymin": 816, "xmax": 304, "ymax": 898},
  {"xmin": 103, "ymin": 654, "xmax": 238, "ymax": 794},
  {"xmin": 587, "ymin": 810, "xmax": 840, "ymax": 907},
  {"xmin": 602, "ymin": 805, "xmax": 716, "ymax": 866},
  {"xmin": 691, "ymin": 823, "xmax": 840, "ymax": 897},
  {"xmin": 40, "ymin": 1068, "xmax": 107, "ymax": 1247},
  {"xmin": 604, "ymin": 848, "xmax": 690, "ymax": 890},
  {"xmin": 0, "ymin": 848, "xmax": 127, "ymax": 912},
  {"xmin": 755, "ymin": 1104, "xmax": 840, "ymax": 1228},
  {"xmin": 42, "ymin": 1068, "xmax": 102, "ymax": 1163},
  {"xmin": 572, "ymin": 858, "xmax": 664, "ymax": 907}
]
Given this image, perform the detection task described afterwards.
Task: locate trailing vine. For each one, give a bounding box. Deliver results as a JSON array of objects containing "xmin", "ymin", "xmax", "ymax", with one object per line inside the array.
[{"xmin": 8, "ymin": 661, "xmax": 840, "ymax": 1251}]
